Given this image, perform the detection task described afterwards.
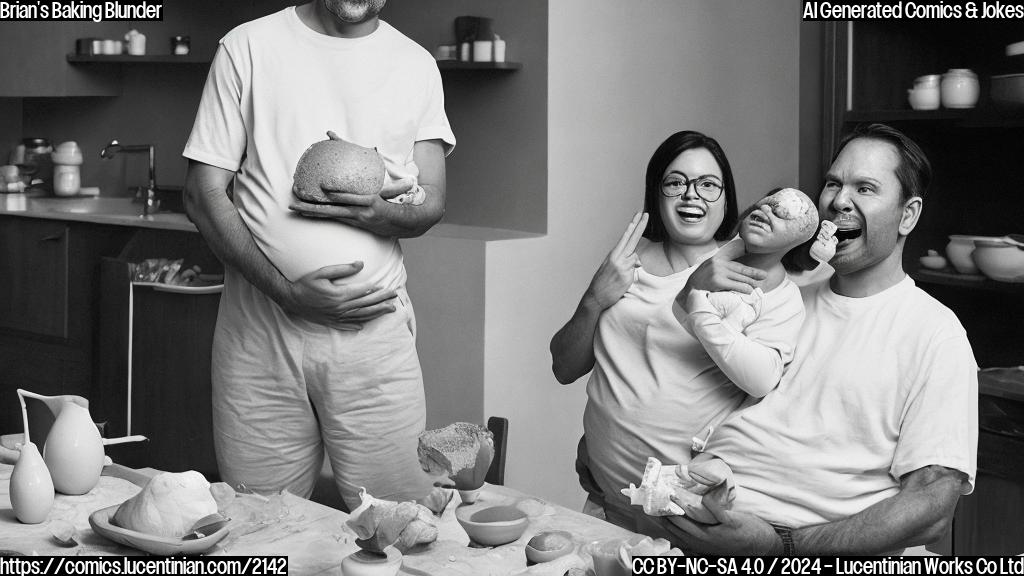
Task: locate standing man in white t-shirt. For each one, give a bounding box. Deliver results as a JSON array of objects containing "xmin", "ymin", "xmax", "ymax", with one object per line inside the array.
[
  {"xmin": 182, "ymin": 0, "xmax": 455, "ymax": 511},
  {"xmin": 657, "ymin": 124, "xmax": 977, "ymax": 555}
]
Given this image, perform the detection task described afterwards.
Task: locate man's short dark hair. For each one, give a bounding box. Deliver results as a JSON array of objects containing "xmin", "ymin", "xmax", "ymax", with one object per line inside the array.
[{"xmin": 832, "ymin": 123, "xmax": 932, "ymax": 203}]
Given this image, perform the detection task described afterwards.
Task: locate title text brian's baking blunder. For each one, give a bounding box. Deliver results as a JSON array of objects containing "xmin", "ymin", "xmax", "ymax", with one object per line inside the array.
[{"xmin": 0, "ymin": 1, "xmax": 162, "ymax": 22}]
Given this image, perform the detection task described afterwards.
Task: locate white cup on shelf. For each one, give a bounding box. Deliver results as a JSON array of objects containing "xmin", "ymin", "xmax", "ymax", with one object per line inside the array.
[{"xmin": 473, "ymin": 40, "xmax": 492, "ymax": 62}]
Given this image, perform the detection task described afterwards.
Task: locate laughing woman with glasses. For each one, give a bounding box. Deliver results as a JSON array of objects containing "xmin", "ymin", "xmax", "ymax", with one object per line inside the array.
[{"xmin": 549, "ymin": 130, "xmax": 767, "ymax": 532}]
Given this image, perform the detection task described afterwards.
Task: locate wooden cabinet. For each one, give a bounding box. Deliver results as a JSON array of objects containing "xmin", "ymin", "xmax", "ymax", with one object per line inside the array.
[
  {"xmin": 0, "ymin": 216, "xmax": 133, "ymax": 434},
  {"xmin": 0, "ymin": 215, "xmax": 223, "ymax": 476},
  {"xmin": 823, "ymin": 21, "xmax": 1024, "ymax": 556},
  {"xmin": 0, "ymin": 218, "xmax": 68, "ymax": 338}
]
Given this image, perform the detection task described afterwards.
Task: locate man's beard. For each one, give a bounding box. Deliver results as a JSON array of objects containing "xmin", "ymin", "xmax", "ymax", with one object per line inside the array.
[{"xmin": 323, "ymin": 0, "xmax": 382, "ymax": 24}]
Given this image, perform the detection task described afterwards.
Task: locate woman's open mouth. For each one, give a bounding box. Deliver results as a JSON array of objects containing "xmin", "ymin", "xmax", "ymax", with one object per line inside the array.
[{"xmin": 677, "ymin": 205, "xmax": 706, "ymax": 223}]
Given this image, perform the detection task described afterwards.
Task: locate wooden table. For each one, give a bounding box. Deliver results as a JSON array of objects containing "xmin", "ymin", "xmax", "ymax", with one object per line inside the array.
[{"xmin": 1, "ymin": 464, "xmax": 638, "ymax": 575}]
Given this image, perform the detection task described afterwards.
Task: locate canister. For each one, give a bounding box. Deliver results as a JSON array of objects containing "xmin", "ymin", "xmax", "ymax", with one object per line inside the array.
[
  {"xmin": 473, "ymin": 40, "xmax": 492, "ymax": 62},
  {"xmin": 941, "ymin": 69, "xmax": 979, "ymax": 108}
]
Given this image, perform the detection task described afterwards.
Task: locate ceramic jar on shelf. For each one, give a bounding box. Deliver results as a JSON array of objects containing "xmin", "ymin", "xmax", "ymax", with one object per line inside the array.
[
  {"xmin": 908, "ymin": 74, "xmax": 941, "ymax": 110},
  {"xmin": 941, "ymin": 69, "xmax": 979, "ymax": 109}
]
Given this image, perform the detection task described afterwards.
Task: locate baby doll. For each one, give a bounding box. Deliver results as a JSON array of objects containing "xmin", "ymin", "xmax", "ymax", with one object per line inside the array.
[
  {"xmin": 677, "ymin": 187, "xmax": 837, "ymax": 399},
  {"xmin": 624, "ymin": 188, "xmax": 836, "ymax": 524}
]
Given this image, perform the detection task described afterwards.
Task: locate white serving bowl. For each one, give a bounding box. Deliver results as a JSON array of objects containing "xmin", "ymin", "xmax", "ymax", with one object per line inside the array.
[{"xmin": 972, "ymin": 239, "xmax": 1024, "ymax": 282}]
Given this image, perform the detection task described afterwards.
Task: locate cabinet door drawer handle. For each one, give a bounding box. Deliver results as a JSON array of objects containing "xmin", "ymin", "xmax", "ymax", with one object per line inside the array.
[{"xmin": 40, "ymin": 234, "xmax": 65, "ymax": 242}]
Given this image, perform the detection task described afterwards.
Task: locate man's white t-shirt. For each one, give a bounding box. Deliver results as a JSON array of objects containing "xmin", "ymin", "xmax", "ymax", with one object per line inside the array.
[
  {"xmin": 708, "ymin": 274, "xmax": 978, "ymax": 528},
  {"xmin": 183, "ymin": 8, "xmax": 455, "ymax": 285}
]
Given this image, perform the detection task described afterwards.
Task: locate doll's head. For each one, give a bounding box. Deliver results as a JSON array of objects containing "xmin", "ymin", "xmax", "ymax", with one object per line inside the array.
[{"xmin": 738, "ymin": 188, "xmax": 819, "ymax": 255}]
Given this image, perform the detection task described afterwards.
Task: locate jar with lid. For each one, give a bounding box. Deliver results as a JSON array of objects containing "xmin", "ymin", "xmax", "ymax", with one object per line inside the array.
[
  {"xmin": 941, "ymin": 69, "xmax": 979, "ymax": 109},
  {"xmin": 51, "ymin": 141, "xmax": 83, "ymax": 197}
]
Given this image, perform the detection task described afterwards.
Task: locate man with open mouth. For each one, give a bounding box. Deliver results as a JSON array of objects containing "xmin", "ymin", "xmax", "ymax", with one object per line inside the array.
[{"xmin": 658, "ymin": 123, "xmax": 978, "ymax": 556}]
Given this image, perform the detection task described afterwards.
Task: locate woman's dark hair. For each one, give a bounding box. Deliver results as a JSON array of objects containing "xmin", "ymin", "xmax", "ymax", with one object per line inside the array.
[
  {"xmin": 642, "ymin": 131, "xmax": 738, "ymax": 243},
  {"xmin": 832, "ymin": 123, "xmax": 932, "ymax": 202}
]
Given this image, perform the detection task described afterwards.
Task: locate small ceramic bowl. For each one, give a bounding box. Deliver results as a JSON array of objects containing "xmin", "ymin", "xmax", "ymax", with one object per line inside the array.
[
  {"xmin": 525, "ymin": 530, "xmax": 574, "ymax": 564},
  {"xmin": 919, "ymin": 251, "xmax": 948, "ymax": 270},
  {"xmin": 455, "ymin": 504, "xmax": 529, "ymax": 547},
  {"xmin": 340, "ymin": 548, "xmax": 402, "ymax": 576},
  {"xmin": 972, "ymin": 239, "xmax": 1024, "ymax": 282}
]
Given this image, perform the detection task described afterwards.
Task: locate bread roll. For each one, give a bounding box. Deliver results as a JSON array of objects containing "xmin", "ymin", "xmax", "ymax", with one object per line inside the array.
[
  {"xmin": 346, "ymin": 488, "xmax": 438, "ymax": 553},
  {"xmin": 111, "ymin": 471, "xmax": 218, "ymax": 538}
]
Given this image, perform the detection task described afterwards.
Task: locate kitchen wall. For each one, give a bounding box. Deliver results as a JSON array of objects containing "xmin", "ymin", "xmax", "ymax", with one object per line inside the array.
[
  {"xmin": 481, "ymin": 1, "xmax": 806, "ymax": 509},
  {"xmin": 385, "ymin": 1, "xmax": 548, "ymax": 234}
]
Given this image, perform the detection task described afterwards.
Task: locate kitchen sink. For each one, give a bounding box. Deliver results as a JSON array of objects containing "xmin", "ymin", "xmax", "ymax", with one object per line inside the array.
[
  {"xmin": 34, "ymin": 196, "xmax": 140, "ymax": 216},
  {"xmin": 151, "ymin": 186, "xmax": 185, "ymax": 214}
]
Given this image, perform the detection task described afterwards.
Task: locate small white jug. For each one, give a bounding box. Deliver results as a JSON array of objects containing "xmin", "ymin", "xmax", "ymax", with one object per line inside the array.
[{"xmin": 10, "ymin": 441, "xmax": 55, "ymax": 524}]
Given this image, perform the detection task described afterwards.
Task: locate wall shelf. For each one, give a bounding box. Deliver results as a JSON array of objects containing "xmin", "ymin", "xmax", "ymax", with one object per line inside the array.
[
  {"xmin": 66, "ymin": 54, "xmax": 211, "ymax": 65},
  {"xmin": 844, "ymin": 108, "xmax": 1024, "ymax": 127},
  {"xmin": 911, "ymin": 268, "xmax": 1024, "ymax": 293},
  {"xmin": 436, "ymin": 60, "xmax": 521, "ymax": 71}
]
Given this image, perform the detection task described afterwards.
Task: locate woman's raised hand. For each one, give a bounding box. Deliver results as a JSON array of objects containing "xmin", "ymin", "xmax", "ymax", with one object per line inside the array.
[{"xmin": 584, "ymin": 211, "xmax": 649, "ymax": 311}]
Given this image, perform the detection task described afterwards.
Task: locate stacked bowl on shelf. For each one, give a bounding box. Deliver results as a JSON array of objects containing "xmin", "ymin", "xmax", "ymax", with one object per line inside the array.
[
  {"xmin": 942, "ymin": 235, "xmax": 1024, "ymax": 282},
  {"xmin": 991, "ymin": 40, "xmax": 1024, "ymax": 109}
]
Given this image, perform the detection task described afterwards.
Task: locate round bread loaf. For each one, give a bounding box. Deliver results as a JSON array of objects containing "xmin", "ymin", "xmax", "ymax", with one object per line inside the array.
[{"xmin": 293, "ymin": 135, "xmax": 386, "ymax": 203}]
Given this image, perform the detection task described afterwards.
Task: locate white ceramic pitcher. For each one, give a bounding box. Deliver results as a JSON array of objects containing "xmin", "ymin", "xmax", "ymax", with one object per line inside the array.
[{"xmin": 17, "ymin": 389, "xmax": 146, "ymax": 495}]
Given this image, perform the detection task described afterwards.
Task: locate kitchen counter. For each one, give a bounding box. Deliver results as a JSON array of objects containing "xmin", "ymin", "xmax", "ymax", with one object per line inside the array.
[
  {"xmin": 0, "ymin": 194, "xmax": 196, "ymax": 233},
  {"xmin": 1, "ymin": 463, "xmax": 639, "ymax": 575}
]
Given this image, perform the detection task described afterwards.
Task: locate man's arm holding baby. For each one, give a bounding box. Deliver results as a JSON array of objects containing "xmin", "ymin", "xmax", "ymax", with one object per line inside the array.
[
  {"xmin": 184, "ymin": 160, "xmax": 398, "ymax": 330},
  {"xmin": 662, "ymin": 464, "xmax": 963, "ymax": 555},
  {"xmin": 289, "ymin": 139, "xmax": 447, "ymax": 238}
]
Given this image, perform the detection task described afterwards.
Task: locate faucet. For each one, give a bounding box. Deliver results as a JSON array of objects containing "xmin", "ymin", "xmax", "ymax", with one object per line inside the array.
[{"xmin": 100, "ymin": 140, "xmax": 156, "ymax": 218}]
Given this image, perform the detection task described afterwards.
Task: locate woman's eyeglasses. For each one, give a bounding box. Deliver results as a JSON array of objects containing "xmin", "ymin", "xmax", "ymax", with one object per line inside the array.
[{"xmin": 661, "ymin": 175, "xmax": 724, "ymax": 202}]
